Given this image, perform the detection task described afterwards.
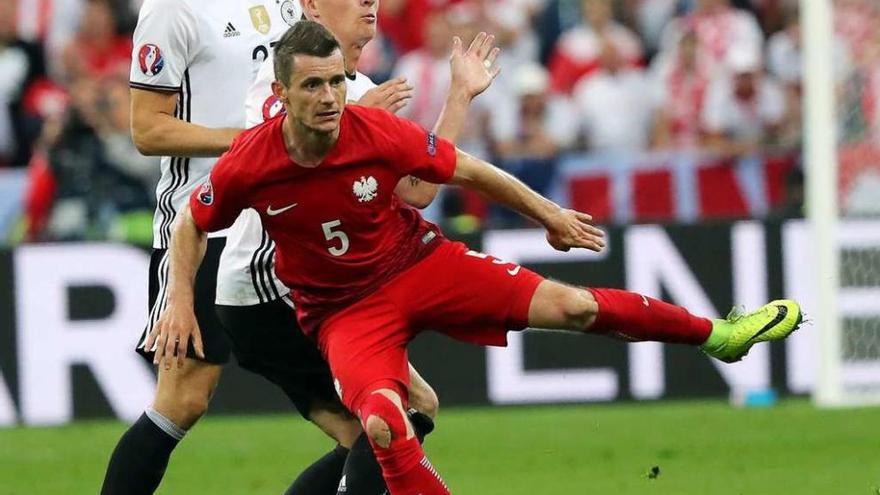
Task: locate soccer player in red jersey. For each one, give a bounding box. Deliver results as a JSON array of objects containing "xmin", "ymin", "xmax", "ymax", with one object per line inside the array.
[{"xmin": 154, "ymin": 22, "xmax": 804, "ymax": 494}]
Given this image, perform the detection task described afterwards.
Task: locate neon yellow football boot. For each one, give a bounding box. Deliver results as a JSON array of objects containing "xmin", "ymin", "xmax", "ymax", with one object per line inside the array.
[{"xmin": 701, "ymin": 300, "xmax": 804, "ymax": 363}]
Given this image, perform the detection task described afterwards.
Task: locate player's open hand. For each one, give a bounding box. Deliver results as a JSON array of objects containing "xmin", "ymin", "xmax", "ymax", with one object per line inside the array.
[
  {"xmin": 544, "ymin": 209, "xmax": 605, "ymax": 253},
  {"xmin": 450, "ymin": 32, "xmax": 501, "ymax": 100},
  {"xmin": 358, "ymin": 77, "xmax": 414, "ymax": 114},
  {"xmin": 145, "ymin": 302, "xmax": 205, "ymax": 370}
]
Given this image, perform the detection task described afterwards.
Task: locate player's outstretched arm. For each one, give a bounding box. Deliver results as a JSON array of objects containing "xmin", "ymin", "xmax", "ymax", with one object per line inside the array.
[
  {"xmin": 435, "ymin": 32, "xmax": 500, "ymax": 141},
  {"xmin": 144, "ymin": 204, "xmax": 208, "ymax": 369},
  {"xmin": 394, "ymin": 32, "xmax": 501, "ymax": 208},
  {"xmin": 449, "ymin": 149, "xmax": 606, "ymax": 252},
  {"xmin": 131, "ymin": 88, "xmax": 241, "ymax": 157}
]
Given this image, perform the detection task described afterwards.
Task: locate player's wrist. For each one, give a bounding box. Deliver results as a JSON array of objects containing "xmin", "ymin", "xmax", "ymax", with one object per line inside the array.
[
  {"xmin": 446, "ymin": 86, "xmax": 474, "ymax": 105},
  {"xmin": 165, "ymin": 287, "xmax": 195, "ymax": 307},
  {"xmin": 535, "ymin": 201, "xmax": 564, "ymax": 228}
]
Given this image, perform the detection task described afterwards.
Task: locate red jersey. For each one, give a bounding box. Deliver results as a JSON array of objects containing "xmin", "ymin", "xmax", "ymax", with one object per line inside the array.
[{"xmin": 190, "ymin": 105, "xmax": 457, "ymax": 334}]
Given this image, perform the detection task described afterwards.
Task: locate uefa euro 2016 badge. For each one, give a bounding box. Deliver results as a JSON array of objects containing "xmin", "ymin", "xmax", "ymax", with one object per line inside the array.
[
  {"xmin": 353, "ymin": 176, "xmax": 378, "ymax": 202},
  {"xmin": 197, "ymin": 180, "xmax": 214, "ymax": 205},
  {"xmin": 280, "ymin": 0, "xmax": 298, "ymax": 26},
  {"xmin": 262, "ymin": 95, "xmax": 286, "ymax": 121},
  {"xmin": 137, "ymin": 44, "xmax": 164, "ymax": 76},
  {"xmin": 249, "ymin": 5, "xmax": 271, "ymax": 34}
]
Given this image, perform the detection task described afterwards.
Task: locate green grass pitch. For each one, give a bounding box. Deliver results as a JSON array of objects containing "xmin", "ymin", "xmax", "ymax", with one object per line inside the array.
[{"xmin": 1, "ymin": 399, "xmax": 877, "ymax": 494}]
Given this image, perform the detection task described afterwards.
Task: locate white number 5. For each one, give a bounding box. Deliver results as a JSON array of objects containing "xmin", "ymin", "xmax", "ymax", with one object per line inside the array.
[{"xmin": 322, "ymin": 220, "xmax": 349, "ymax": 256}]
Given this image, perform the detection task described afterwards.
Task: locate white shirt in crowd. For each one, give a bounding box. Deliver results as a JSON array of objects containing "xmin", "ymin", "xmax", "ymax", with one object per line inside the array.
[
  {"xmin": 573, "ymin": 68, "xmax": 655, "ymax": 152},
  {"xmin": 489, "ymin": 95, "xmax": 577, "ymax": 150},
  {"xmin": 701, "ymin": 74, "xmax": 786, "ymax": 142},
  {"xmin": 659, "ymin": 6, "xmax": 764, "ymax": 77},
  {"xmin": 393, "ymin": 51, "xmax": 450, "ymax": 131}
]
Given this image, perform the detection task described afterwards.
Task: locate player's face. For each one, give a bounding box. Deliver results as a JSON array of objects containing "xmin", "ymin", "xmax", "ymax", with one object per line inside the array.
[
  {"xmin": 279, "ymin": 50, "xmax": 348, "ymax": 134},
  {"xmin": 304, "ymin": 0, "xmax": 378, "ymax": 48}
]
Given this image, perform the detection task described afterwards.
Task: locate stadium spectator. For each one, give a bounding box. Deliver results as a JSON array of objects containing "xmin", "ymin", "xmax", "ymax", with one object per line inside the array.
[
  {"xmin": 658, "ymin": 0, "xmax": 764, "ymax": 78},
  {"xmin": 633, "ymin": 0, "xmax": 679, "ymax": 54},
  {"xmin": 378, "ymin": 0, "xmax": 431, "ymax": 55},
  {"xmin": 466, "ymin": 0, "xmax": 542, "ymax": 69},
  {"xmin": 0, "ymin": 11, "xmax": 31, "ymax": 167},
  {"xmin": 14, "ymin": 0, "xmax": 87, "ymax": 78},
  {"xmin": 58, "ymin": 0, "xmax": 132, "ymax": 82},
  {"xmin": 834, "ymin": 0, "xmax": 879, "ymax": 65},
  {"xmin": 547, "ymin": 0, "xmax": 643, "ymax": 94},
  {"xmin": 651, "ymin": 28, "xmax": 709, "ymax": 150},
  {"xmin": 493, "ymin": 63, "xmax": 577, "ymax": 161},
  {"xmin": 490, "ymin": 63, "xmax": 575, "ymax": 225},
  {"xmin": 393, "ymin": 9, "xmax": 453, "ymax": 129},
  {"xmin": 535, "ymin": 0, "xmax": 583, "ymax": 64},
  {"xmin": 572, "ymin": 39, "xmax": 654, "ymax": 152},
  {"xmin": 700, "ymin": 47, "xmax": 787, "ymax": 157}
]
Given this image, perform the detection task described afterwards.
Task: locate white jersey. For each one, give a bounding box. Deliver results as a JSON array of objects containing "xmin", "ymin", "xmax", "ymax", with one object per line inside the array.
[
  {"xmin": 216, "ymin": 55, "xmax": 377, "ymax": 306},
  {"xmin": 130, "ymin": 0, "xmax": 297, "ymax": 248}
]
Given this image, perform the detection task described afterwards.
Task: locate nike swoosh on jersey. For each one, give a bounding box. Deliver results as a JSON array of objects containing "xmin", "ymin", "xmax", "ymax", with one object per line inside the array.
[{"xmin": 266, "ymin": 203, "xmax": 298, "ymax": 216}]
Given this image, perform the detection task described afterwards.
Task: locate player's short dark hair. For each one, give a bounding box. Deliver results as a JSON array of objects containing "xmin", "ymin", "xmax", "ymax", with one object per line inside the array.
[{"xmin": 273, "ymin": 21, "xmax": 341, "ymax": 86}]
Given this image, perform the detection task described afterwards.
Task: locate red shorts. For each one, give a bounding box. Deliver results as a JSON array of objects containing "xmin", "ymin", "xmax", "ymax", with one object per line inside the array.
[{"xmin": 316, "ymin": 240, "xmax": 544, "ymax": 413}]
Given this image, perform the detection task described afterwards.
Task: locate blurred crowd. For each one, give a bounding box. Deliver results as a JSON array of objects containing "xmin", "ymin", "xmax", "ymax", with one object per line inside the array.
[{"xmin": 2, "ymin": 0, "xmax": 880, "ymax": 242}]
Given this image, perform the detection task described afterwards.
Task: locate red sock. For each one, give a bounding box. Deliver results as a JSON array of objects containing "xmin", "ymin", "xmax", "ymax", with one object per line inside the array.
[
  {"xmin": 359, "ymin": 387, "xmax": 450, "ymax": 495},
  {"xmin": 378, "ymin": 442, "xmax": 451, "ymax": 495},
  {"xmin": 588, "ymin": 288, "xmax": 712, "ymax": 345}
]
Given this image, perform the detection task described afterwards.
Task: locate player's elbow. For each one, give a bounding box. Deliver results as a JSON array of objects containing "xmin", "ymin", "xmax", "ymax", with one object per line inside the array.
[
  {"xmin": 131, "ymin": 123, "xmax": 162, "ymax": 156},
  {"xmin": 402, "ymin": 190, "xmax": 436, "ymax": 209}
]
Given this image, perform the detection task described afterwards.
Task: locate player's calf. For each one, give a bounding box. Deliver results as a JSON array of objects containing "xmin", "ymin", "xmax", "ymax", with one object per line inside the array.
[
  {"xmin": 358, "ymin": 385, "xmax": 450, "ymax": 495},
  {"xmin": 407, "ymin": 364, "xmax": 439, "ymax": 419},
  {"xmin": 152, "ymin": 360, "xmax": 221, "ymax": 429},
  {"xmin": 529, "ymin": 283, "xmax": 714, "ymax": 345}
]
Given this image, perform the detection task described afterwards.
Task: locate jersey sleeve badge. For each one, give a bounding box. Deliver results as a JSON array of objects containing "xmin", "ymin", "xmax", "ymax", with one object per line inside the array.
[
  {"xmin": 262, "ymin": 95, "xmax": 286, "ymax": 121},
  {"xmin": 137, "ymin": 44, "xmax": 165, "ymax": 76},
  {"xmin": 426, "ymin": 132, "xmax": 437, "ymax": 157},
  {"xmin": 197, "ymin": 180, "xmax": 214, "ymax": 205}
]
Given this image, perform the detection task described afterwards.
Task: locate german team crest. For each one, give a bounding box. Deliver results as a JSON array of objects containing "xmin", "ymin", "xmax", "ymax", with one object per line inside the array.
[
  {"xmin": 280, "ymin": 0, "xmax": 299, "ymax": 26},
  {"xmin": 249, "ymin": 6, "xmax": 271, "ymax": 34},
  {"xmin": 353, "ymin": 176, "xmax": 378, "ymax": 202},
  {"xmin": 137, "ymin": 44, "xmax": 164, "ymax": 76}
]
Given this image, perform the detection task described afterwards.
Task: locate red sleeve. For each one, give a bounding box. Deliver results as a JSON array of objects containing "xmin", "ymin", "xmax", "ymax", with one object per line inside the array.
[
  {"xmin": 189, "ymin": 153, "xmax": 247, "ymax": 232},
  {"xmin": 377, "ymin": 111, "xmax": 457, "ymax": 184}
]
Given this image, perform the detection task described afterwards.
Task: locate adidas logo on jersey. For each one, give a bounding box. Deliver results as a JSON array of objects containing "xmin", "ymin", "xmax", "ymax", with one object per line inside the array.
[{"xmin": 223, "ymin": 22, "xmax": 241, "ymax": 38}]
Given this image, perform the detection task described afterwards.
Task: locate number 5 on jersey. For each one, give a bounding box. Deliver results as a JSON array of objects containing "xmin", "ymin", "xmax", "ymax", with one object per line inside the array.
[{"xmin": 322, "ymin": 220, "xmax": 349, "ymax": 256}]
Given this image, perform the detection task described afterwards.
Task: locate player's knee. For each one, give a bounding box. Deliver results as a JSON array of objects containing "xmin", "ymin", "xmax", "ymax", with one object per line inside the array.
[
  {"xmin": 309, "ymin": 401, "xmax": 362, "ymax": 448},
  {"xmin": 365, "ymin": 413, "xmax": 392, "ymax": 448},
  {"xmin": 177, "ymin": 390, "xmax": 211, "ymax": 424},
  {"xmin": 360, "ymin": 389, "xmax": 412, "ymax": 450},
  {"xmin": 560, "ymin": 288, "xmax": 598, "ymax": 331}
]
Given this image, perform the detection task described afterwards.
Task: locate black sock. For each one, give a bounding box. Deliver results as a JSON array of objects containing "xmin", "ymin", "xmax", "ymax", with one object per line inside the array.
[
  {"xmin": 285, "ymin": 444, "xmax": 349, "ymax": 495},
  {"xmin": 336, "ymin": 411, "xmax": 436, "ymax": 495},
  {"xmin": 407, "ymin": 409, "xmax": 435, "ymax": 443},
  {"xmin": 337, "ymin": 433, "xmax": 385, "ymax": 495},
  {"xmin": 100, "ymin": 411, "xmax": 184, "ymax": 495}
]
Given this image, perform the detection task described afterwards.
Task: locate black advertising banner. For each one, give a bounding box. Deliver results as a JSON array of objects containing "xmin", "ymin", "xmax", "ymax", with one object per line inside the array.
[{"xmin": 0, "ymin": 219, "xmax": 868, "ymax": 426}]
